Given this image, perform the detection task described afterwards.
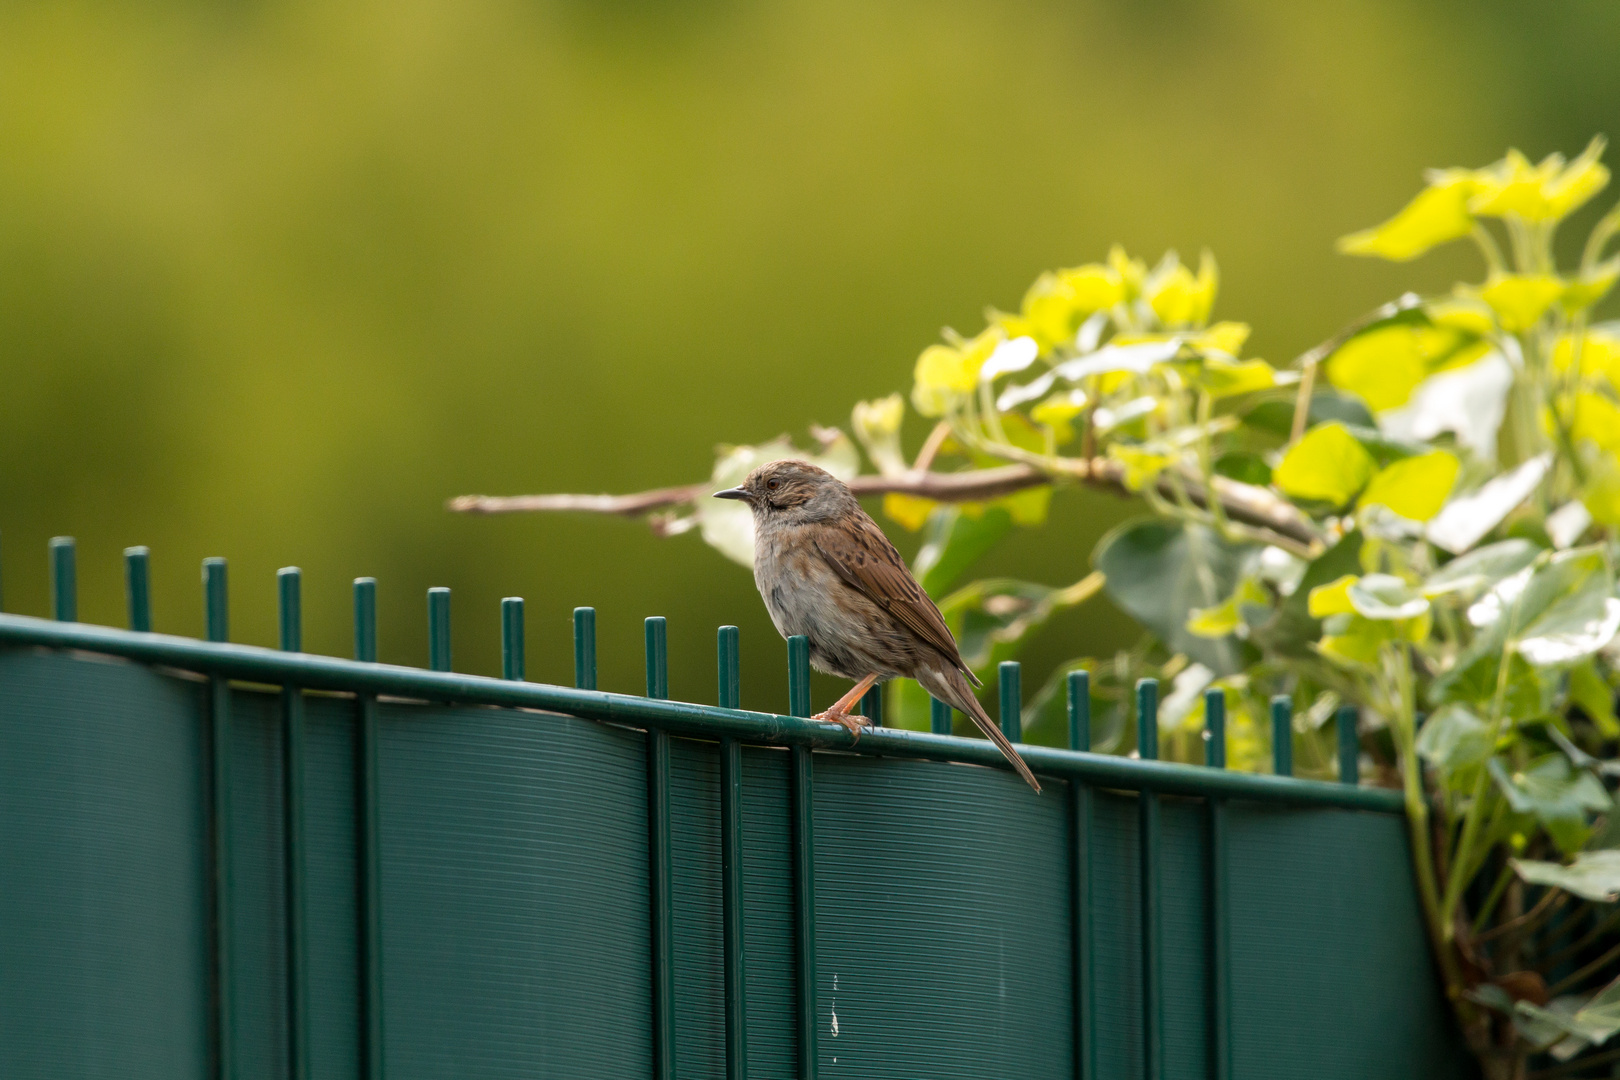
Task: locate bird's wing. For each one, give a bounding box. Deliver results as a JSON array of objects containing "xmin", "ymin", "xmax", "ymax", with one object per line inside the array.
[{"xmin": 809, "ymin": 512, "xmax": 972, "ymax": 675}]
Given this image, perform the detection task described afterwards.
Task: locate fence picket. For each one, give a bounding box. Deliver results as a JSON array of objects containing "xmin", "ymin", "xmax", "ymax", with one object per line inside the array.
[{"xmin": 278, "ymin": 567, "xmax": 309, "ymax": 1080}]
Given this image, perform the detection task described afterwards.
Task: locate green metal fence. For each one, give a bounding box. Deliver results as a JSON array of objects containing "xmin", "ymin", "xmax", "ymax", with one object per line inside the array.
[{"xmin": 0, "ymin": 538, "xmax": 1470, "ymax": 1079}]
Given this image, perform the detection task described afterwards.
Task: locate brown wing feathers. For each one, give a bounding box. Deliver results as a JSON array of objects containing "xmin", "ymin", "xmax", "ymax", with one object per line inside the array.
[{"xmin": 809, "ymin": 515, "xmax": 970, "ymax": 675}]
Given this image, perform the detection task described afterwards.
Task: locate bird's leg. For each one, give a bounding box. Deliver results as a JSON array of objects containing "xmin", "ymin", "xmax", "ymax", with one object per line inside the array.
[{"xmin": 813, "ymin": 673, "xmax": 880, "ymax": 740}]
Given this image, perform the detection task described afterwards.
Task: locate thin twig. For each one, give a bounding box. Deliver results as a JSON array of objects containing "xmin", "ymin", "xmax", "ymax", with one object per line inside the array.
[
  {"xmin": 911, "ymin": 421, "xmax": 953, "ymax": 474},
  {"xmin": 1474, "ymin": 889, "xmax": 1565, "ymax": 944},
  {"xmin": 450, "ymin": 459, "xmax": 1324, "ymax": 553},
  {"xmin": 1547, "ymin": 937, "xmax": 1620, "ymax": 997},
  {"xmin": 1288, "ymin": 295, "xmax": 1423, "ymax": 443}
]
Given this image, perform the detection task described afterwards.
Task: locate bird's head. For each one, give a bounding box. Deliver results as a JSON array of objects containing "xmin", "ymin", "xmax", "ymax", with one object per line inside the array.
[{"xmin": 712, "ymin": 459, "xmax": 853, "ymax": 519}]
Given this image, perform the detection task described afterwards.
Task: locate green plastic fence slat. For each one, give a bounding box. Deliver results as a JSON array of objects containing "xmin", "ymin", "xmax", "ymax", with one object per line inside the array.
[
  {"xmin": 203, "ymin": 558, "xmax": 234, "ymax": 1080},
  {"xmin": 501, "ymin": 598, "xmax": 524, "ymax": 682},
  {"xmin": 49, "ymin": 537, "xmax": 75, "ymax": 622},
  {"xmin": 1205, "ymin": 687, "xmax": 1232, "ymax": 1080},
  {"xmin": 786, "ymin": 635, "xmax": 816, "ymax": 1080},
  {"xmin": 124, "ymin": 546, "xmax": 152, "ymax": 632},
  {"xmin": 930, "ymin": 697, "xmax": 952, "ymax": 736},
  {"xmin": 574, "ymin": 608, "xmax": 596, "ymax": 690},
  {"xmin": 353, "ymin": 578, "xmax": 384, "ymax": 1080},
  {"xmin": 427, "ymin": 588, "xmax": 451, "ymax": 673},
  {"xmin": 278, "ymin": 567, "xmax": 310, "ymax": 1080},
  {"xmin": 717, "ymin": 626, "xmax": 746, "ymax": 1080},
  {"xmin": 0, "ymin": 612, "xmax": 1406, "ymax": 813},
  {"xmin": 1271, "ymin": 696, "xmax": 1293, "ymax": 778},
  {"xmin": 1337, "ymin": 705, "xmax": 1359, "ymax": 785},
  {"xmin": 1137, "ymin": 677, "xmax": 1162, "ymax": 1080},
  {"xmin": 787, "ymin": 636, "xmax": 810, "ymax": 719},
  {"xmin": 645, "ymin": 617, "xmax": 674, "ymax": 1080},
  {"xmin": 999, "ymin": 661, "xmax": 1021, "ymax": 742},
  {"xmin": 1068, "ymin": 670, "xmax": 1093, "ymax": 1080}
]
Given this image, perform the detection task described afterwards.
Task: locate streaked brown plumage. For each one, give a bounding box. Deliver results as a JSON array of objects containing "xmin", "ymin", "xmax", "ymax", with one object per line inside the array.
[{"xmin": 714, "ymin": 459, "xmax": 1041, "ymax": 792}]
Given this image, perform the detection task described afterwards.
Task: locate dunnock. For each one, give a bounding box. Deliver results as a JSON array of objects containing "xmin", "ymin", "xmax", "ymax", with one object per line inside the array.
[{"xmin": 715, "ymin": 459, "xmax": 1041, "ymax": 792}]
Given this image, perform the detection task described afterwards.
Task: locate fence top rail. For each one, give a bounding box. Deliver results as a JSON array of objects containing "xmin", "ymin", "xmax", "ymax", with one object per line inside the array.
[{"xmin": 0, "ymin": 611, "xmax": 1401, "ymax": 814}]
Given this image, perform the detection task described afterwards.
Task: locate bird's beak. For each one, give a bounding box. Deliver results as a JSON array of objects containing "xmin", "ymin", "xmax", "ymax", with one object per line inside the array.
[{"xmin": 713, "ymin": 486, "xmax": 751, "ymax": 501}]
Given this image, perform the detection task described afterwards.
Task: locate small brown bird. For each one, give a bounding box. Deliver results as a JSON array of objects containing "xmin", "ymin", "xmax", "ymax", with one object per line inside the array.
[{"xmin": 715, "ymin": 459, "xmax": 1041, "ymax": 792}]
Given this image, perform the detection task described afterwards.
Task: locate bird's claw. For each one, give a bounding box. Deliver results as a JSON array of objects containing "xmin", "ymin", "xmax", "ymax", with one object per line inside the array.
[{"xmin": 813, "ymin": 710, "xmax": 872, "ymax": 741}]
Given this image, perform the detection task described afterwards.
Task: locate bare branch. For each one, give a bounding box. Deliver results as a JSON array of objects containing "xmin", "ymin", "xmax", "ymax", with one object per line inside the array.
[{"xmin": 450, "ymin": 458, "xmax": 1324, "ymax": 555}]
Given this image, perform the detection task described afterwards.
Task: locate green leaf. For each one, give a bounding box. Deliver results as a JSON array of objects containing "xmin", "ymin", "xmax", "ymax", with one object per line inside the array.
[
  {"xmin": 912, "ymin": 505, "xmax": 1014, "ymax": 596},
  {"xmin": 1573, "ymin": 976, "xmax": 1620, "ymax": 1048},
  {"xmin": 1213, "ymin": 451, "xmax": 1271, "ymax": 486},
  {"xmin": 1358, "ymin": 450, "xmax": 1460, "ymax": 522},
  {"xmin": 1242, "ymin": 391, "xmax": 1375, "ymax": 438},
  {"xmin": 1516, "ymin": 592, "xmax": 1620, "ymax": 667},
  {"xmin": 1423, "ymin": 539, "xmax": 1542, "ymax": 599},
  {"xmin": 1568, "ymin": 660, "xmax": 1620, "ymax": 744},
  {"xmin": 1512, "ymin": 851, "xmax": 1620, "ymax": 903},
  {"xmin": 1428, "ymin": 453, "xmax": 1552, "ymax": 554},
  {"xmin": 1455, "ymin": 548, "xmax": 1613, "ymax": 676},
  {"xmin": 1491, "ymin": 755, "xmax": 1612, "ymax": 854},
  {"xmin": 1273, "ymin": 422, "xmax": 1377, "ymax": 506},
  {"xmin": 1093, "ymin": 518, "xmax": 1254, "ymax": 675},
  {"xmin": 1185, "ymin": 576, "xmax": 1271, "ymax": 639},
  {"xmin": 1348, "ymin": 574, "xmax": 1431, "ymax": 620},
  {"xmin": 1254, "ymin": 530, "xmax": 1364, "ymax": 658},
  {"xmin": 939, "ymin": 573, "xmax": 1103, "ymax": 677},
  {"xmin": 1415, "ymin": 703, "xmax": 1493, "ymax": 782}
]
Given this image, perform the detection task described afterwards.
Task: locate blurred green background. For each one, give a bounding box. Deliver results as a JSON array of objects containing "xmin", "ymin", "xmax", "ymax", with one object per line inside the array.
[{"xmin": 2, "ymin": 0, "xmax": 1617, "ymax": 712}]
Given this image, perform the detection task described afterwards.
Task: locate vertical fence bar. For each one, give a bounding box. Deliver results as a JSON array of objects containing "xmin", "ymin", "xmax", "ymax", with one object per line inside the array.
[
  {"xmin": 787, "ymin": 636, "xmax": 817, "ymax": 1080},
  {"xmin": 930, "ymin": 697, "xmax": 952, "ymax": 736},
  {"xmin": 860, "ymin": 683, "xmax": 883, "ymax": 727},
  {"xmin": 278, "ymin": 567, "xmax": 309, "ymax": 1080},
  {"xmin": 645, "ymin": 617, "xmax": 674, "ymax": 1080},
  {"xmin": 1270, "ymin": 696, "xmax": 1293, "ymax": 778},
  {"xmin": 1204, "ymin": 688, "xmax": 1232, "ymax": 1080},
  {"xmin": 1337, "ymin": 704, "xmax": 1359, "ymax": 785},
  {"xmin": 203, "ymin": 558, "xmax": 234, "ymax": 1080},
  {"xmin": 427, "ymin": 588, "xmax": 451, "ymax": 672},
  {"xmin": 999, "ymin": 661, "xmax": 1022, "ymax": 742},
  {"xmin": 124, "ymin": 546, "xmax": 152, "ymax": 631},
  {"xmin": 501, "ymin": 598, "xmax": 525, "ymax": 681},
  {"xmin": 353, "ymin": 578, "xmax": 384, "ymax": 1080},
  {"xmin": 574, "ymin": 608, "xmax": 597, "ymax": 690},
  {"xmin": 1068, "ymin": 670, "xmax": 1094, "ymax": 1080},
  {"xmin": 0, "ymin": 530, "xmax": 5, "ymax": 611},
  {"xmin": 49, "ymin": 536, "xmax": 76, "ymax": 622},
  {"xmin": 718, "ymin": 626, "xmax": 747, "ymax": 1080},
  {"xmin": 1137, "ymin": 678, "xmax": 1162, "ymax": 1080}
]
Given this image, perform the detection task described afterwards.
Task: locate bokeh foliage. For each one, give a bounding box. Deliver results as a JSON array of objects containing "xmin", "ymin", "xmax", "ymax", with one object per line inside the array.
[{"xmin": 3, "ymin": 0, "xmax": 1620, "ymax": 715}]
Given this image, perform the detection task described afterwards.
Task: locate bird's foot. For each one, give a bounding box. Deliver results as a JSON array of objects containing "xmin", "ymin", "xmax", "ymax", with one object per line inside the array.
[{"xmin": 812, "ymin": 709, "xmax": 872, "ymax": 741}]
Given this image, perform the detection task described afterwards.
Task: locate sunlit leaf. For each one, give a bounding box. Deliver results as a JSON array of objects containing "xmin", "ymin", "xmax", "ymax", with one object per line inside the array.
[
  {"xmin": 1427, "ymin": 453, "xmax": 1552, "ymax": 554},
  {"xmin": 1517, "ymin": 594, "xmax": 1620, "ymax": 667},
  {"xmin": 1423, "ymin": 539, "xmax": 1542, "ymax": 599},
  {"xmin": 940, "ymin": 573, "xmax": 1104, "ymax": 676},
  {"xmin": 1571, "ymin": 390, "xmax": 1620, "ymax": 454},
  {"xmin": 699, "ymin": 432, "xmax": 860, "ymax": 566},
  {"xmin": 1308, "ymin": 574, "xmax": 1359, "ymax": 617},
  {"xmin": 1551, "ymin": 325, "xmax": 1620, "ymax": 384},
  {"xmin": 883, "ymin": 492, "xmax": 938, "ymax": 531},
  {"xmin": 851, "ymin": 394, "xmax": 907, "ymax": 475},
  {"xmin": 1336, "ymin": 173, "xmax": 1476, "ymax": 261},
  {"xmin": 1479, "ymin": 273, "xmax": 1563, "ymax": 333},
  {"xmin": 1358, "ymin": 450, "xmax": 1459, "ymax": 522},
  {"xmin": 1108, "ymin": 443, "xmax": 1178, "ymax": 491},
  {"xmin": 1561, "ymin": 258, "xmax": 1620, "ymax": 315},
  {"xmin": 1512, "ymin": 851, "xmax": 1620, "ymax": 903},
  {"xmin": 1273, "ymin": 422, "xmax": 1376, "ymax": 506},
  {"xmin": 1348, "ymin": 574, "xmax": 1430, "ymax": 620},
  {"xmin": 1193, "ymin": 356, "xmax": 1275, "ymax": 398},
  {"xmin": 1186, "ymin": 577, "xmax": 1270, "ymax": 639}
]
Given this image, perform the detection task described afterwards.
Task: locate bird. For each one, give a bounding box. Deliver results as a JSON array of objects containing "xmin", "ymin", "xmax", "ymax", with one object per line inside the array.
[{"xmin": 714, "ymin": 459, "xmax": 1041, "ymax": 792}]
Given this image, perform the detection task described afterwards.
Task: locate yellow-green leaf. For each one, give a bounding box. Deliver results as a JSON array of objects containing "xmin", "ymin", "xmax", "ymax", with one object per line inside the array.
[
  {"xmin": 1325, "ymin": 325, "xmax": 1432, "ymax": 412},
  {"xmin": 1309, "ymin": 574, "xmax": 1360, "ymax": 618},
  {"xmin": 1568, "ymin": 658, "xmax": 1620, "ymax": 738},
  {"xmin": 883, "ymin": 492, "xmax": 938, "ymax": 531},
  {"xmin": 1551, "ymin": 328, "xmax": 1620, "ymax": 385},
  {"xmin": 1479, "ymin": 273, "xmax": 1563, "ymax": 333},
  {"xmin": 1571, "ymin": 390, "xmax": 1620, "ymax": 455},
  {"xmin": 1582, "ymin": 453, "xmax": 1620, "ymax": 527},
  {"xmin": 1187, "ymin": 596, "xmax": 1241, "ymax": 638},
  {"xmin": 1196, "ymin": 357, "xmax": 1275, "ymax": 399},
  {"xmin": 1146, "ymin": 250, "xmax": 1217, "ymax": 327},
  {"xmin": 1561, "ymin": 256, "xmax": 1620, "ymax": 314},
  {"xmin": 1337, "ymin": 174, "xmax": 1476, "ymax": 261},
  {"xmin": 1359, "ymin": 450, "xmax": 1461, "ymax": 522},
  {"xmin": 1274, "ymin": 422, "xmax": 1377, "ymax": 506},
  {"xmin": 1194, "ymin": 321, "xmax": 1251, "ymax": 356},
  {"xmin": 1545, "ymin": 136, "xmax": 1610, "ymax": 219},
  {"xmin": 1108, "ymin": 444, "xmax": 1178, "ymax": 491},
  {"xmin": 995, "ymin": 484, "xmax": 1052, "ymax": 526}
]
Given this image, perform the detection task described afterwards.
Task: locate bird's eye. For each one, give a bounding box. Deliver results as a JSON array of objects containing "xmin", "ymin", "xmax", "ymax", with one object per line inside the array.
[{"xmin": 766, "ymin": 478, "xmax": 781, "ymax": 491}]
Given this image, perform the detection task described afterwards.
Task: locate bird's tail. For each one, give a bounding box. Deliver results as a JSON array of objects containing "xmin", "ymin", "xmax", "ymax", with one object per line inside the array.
[{"xmin": 917, "ymin": 665, "xmax": 1041, "ymax": 793}]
